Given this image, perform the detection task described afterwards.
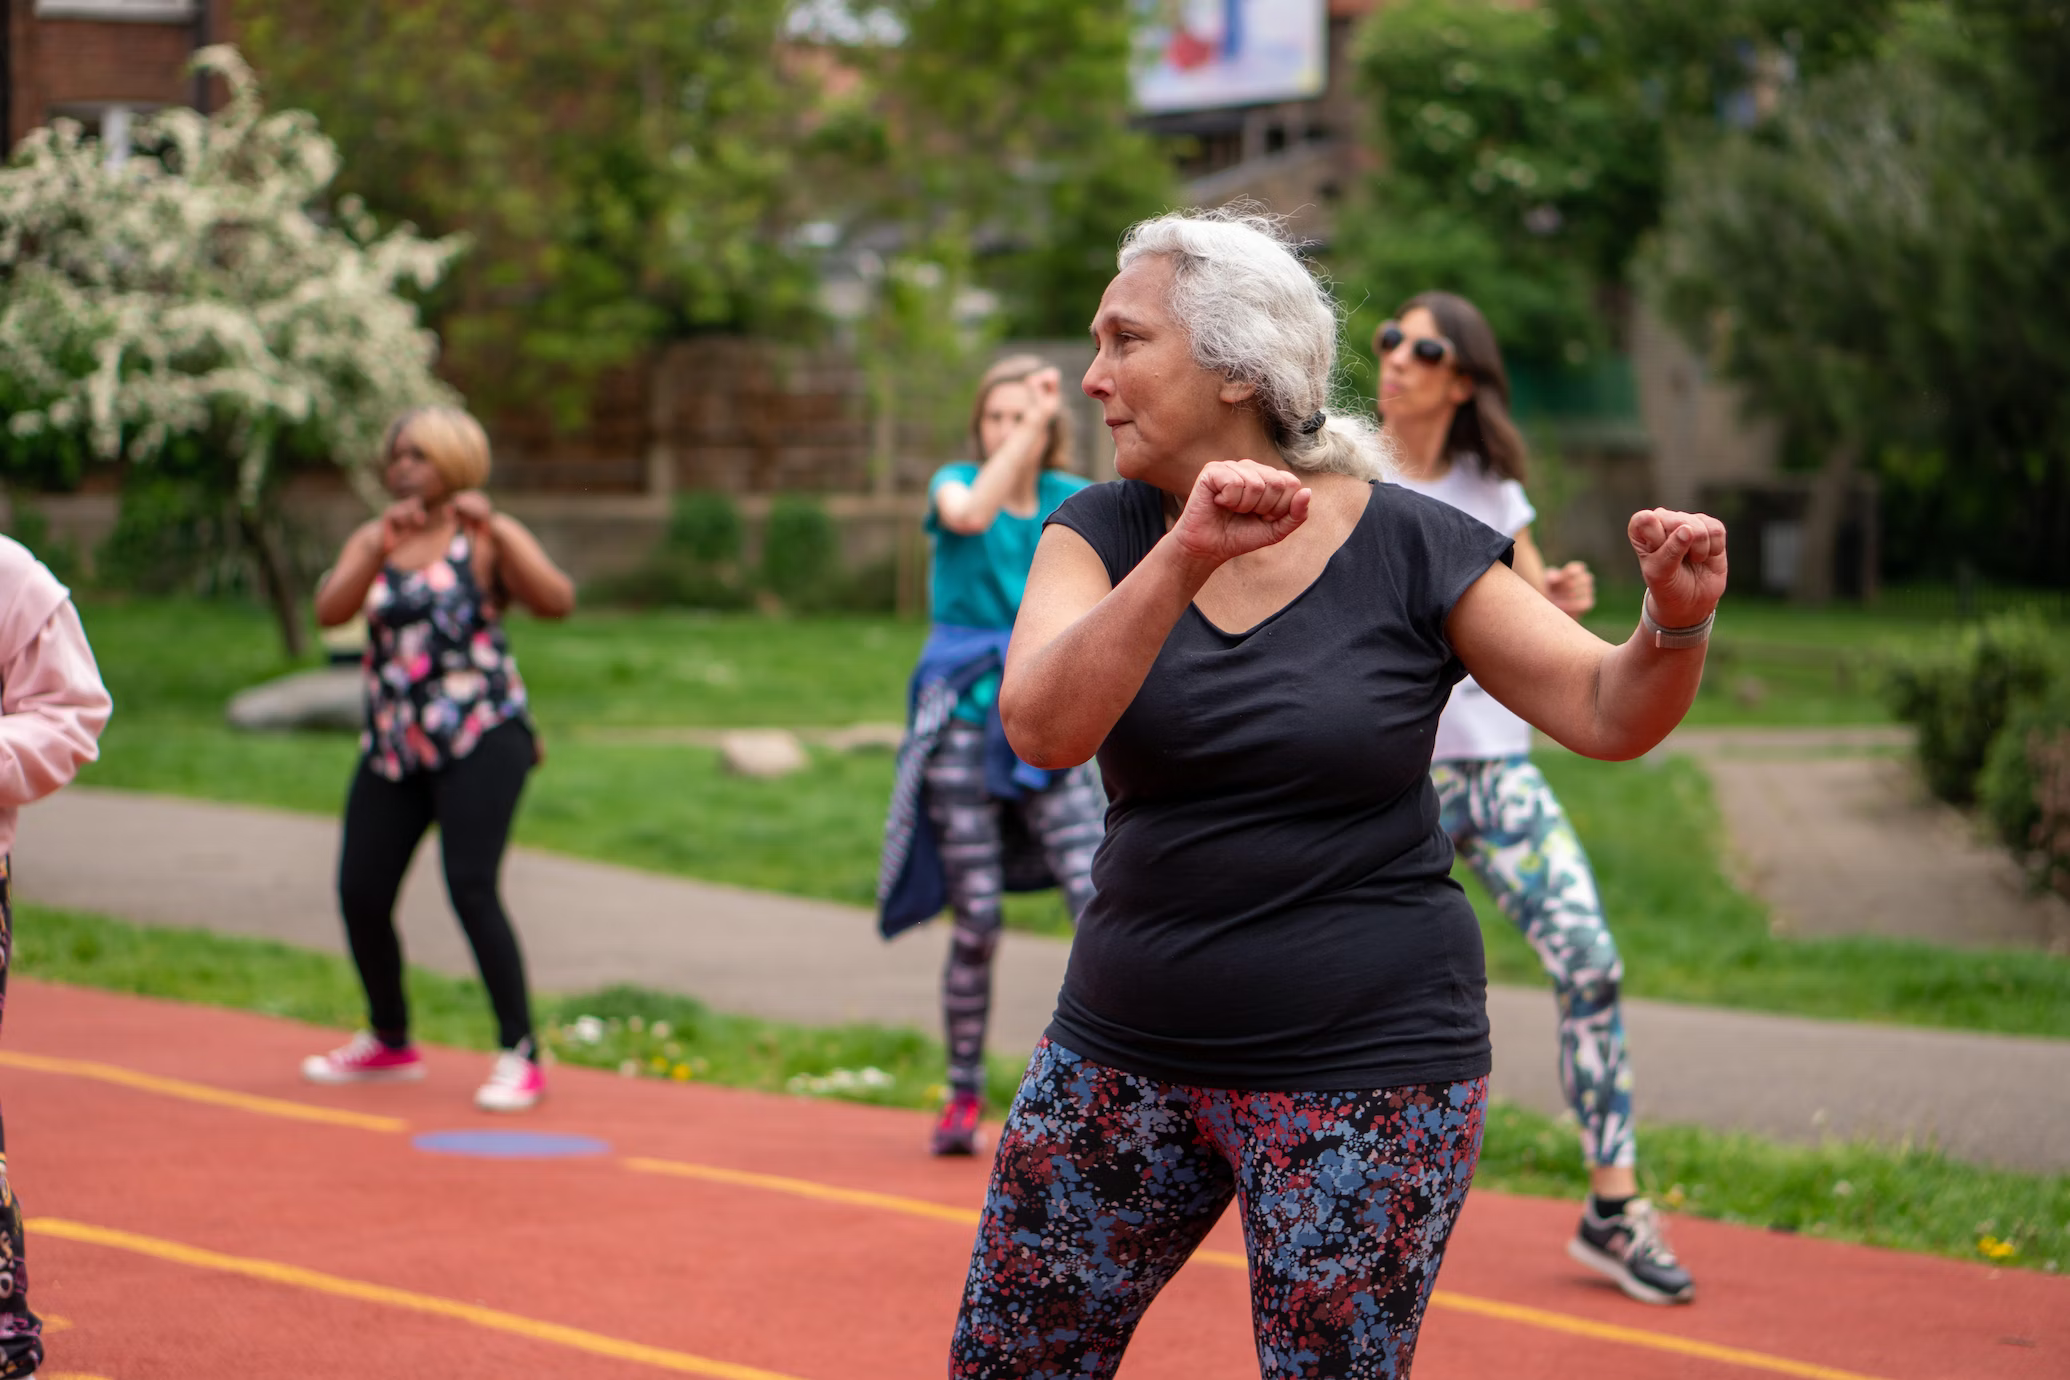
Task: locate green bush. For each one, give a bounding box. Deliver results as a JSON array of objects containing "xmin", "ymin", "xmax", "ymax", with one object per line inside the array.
[
  {"xmin": 760, "ymin": 494, "xmax": 839, "ymax": 608},
  {"xmin": 587, "ymin": 491, "xmax": 751, "ymax": 610},
  {"xmin": 1885, "ymin": 614, "xmax": 2060, "ymax": 804},
  {"xmin": 97, "ymin": 473, "xmax": 249, "ymax": 596},
  {"xmin": 1979, "ymin": 681, "xmax": 2070, "ymax": 899},
  {"xmin": 665, "ymin": 490, "xmax": 744, "ymax": 565},
  {"xmin": 819, "ymin": 553, "xmax": 898, "ymax": 615},
  {"xmin": 5, "ymin": 499, "xmax": 83, "ymax": 588}
]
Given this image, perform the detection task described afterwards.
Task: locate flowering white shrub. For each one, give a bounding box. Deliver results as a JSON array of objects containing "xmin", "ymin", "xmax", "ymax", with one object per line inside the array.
[{"xmin": 0, "ymin": 46, "xmax": 463, "ymax": 508}]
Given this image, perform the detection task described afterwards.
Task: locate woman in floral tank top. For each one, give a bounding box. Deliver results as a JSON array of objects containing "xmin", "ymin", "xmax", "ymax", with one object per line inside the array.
[{"xmin": 302, "ymin": 406, "xmax": 575, "ymax": 1113}]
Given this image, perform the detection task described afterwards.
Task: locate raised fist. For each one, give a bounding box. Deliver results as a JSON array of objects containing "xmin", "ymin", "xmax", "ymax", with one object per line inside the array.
[
  {"xmin": 1627, "ymin": 508, "xmax": 1727, "ymax": 628},
  {"xmin": 1170, "ymin": 460, "xmax": 1311, "ymax": 568}
]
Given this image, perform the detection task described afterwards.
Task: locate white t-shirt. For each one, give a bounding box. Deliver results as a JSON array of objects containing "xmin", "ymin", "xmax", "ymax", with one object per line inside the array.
[{"xmin": 1390, "ymin": 458, "xmax": 1536, "ymax": 762}]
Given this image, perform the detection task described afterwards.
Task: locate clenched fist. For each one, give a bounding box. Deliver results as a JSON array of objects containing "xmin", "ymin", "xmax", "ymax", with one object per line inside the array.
[
  {"xmin": 1628, "ymin": 508, "xmax": 1727, "ymax": 628},
  {"xmin": 1170, "ymin": 460, "xmax": 1311, "ymax": 568}
]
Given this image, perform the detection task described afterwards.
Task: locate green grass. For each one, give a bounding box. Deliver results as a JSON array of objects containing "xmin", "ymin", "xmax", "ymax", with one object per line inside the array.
[
  {"xmin": 1469, "ymin": 750, "xmax": 2070, "ymax": 1038},
  {"xmin": 1583, "ymin": 584, "xmax": 1930, "ymax": 727},
  {"xmin": 72, "ymin": 595, "xmax": 2070, "ymax": 1034},
  {"xmin": 18, "ymin": 903, "xmax": 2065, "ymax": 1274}
]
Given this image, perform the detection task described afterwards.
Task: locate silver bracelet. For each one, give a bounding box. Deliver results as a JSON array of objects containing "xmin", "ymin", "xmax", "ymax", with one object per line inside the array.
[{"xmin": 1641, "ymin": 593, "xmax": 1715, "ymax": 649}]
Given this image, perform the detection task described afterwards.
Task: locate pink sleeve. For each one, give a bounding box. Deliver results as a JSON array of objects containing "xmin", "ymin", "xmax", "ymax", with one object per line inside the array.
[{"xmin": 0, "ymin": 601, "xmax": 111, "ymax": 808}]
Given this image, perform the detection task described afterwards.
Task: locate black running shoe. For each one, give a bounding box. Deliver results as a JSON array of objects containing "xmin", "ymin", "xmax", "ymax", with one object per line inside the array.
[{"xmin": 1568, "ymin": 1198, "xmax": 1696, "ymax": 1305}]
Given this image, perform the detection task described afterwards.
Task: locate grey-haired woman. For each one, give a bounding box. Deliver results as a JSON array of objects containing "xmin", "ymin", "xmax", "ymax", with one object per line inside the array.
[{"xmin": 947, "ymin": 209, "xmax": 1728, "ymax": 1377}]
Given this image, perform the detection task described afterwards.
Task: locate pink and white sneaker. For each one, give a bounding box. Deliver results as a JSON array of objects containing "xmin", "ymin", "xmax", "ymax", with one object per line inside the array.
[
  {"xmin": 475, "ymin": 1047, "xmax": 546, "ymax": 1113},
  {"xmin": 301, "ymin": 1031, "xmax": 425, "ymax": 1084}
]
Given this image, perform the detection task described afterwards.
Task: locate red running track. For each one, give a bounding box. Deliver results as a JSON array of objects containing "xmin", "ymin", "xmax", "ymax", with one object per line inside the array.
[{"xmin": 4, "ymin": 980, "xmax": 2061, "ymax": 1379}]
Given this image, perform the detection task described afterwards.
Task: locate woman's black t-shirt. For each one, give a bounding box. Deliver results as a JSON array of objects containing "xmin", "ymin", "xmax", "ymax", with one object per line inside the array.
[{"xmin": 1043, "ymin": 478, "xmax": 1514, "ymax": 1091}]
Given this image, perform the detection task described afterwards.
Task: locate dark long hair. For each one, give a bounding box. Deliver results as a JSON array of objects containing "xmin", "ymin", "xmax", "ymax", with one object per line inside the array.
[{"xmin": 1393, "ymin": 290, "xmax": 1529, "ymax": 484}]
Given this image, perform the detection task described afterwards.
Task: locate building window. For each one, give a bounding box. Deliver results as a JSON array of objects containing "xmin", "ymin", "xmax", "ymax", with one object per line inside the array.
[
  {"xmin": 34, "ymin": 0, "xmax": 198, "ymax": 20},
  {"xmin": 49, "ymin": 102, "xmax": 158, "ymax": 166}
]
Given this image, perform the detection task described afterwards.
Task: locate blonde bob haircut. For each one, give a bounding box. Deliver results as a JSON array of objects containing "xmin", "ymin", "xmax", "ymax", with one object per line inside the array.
[
  {"xmin": 969, "ymin": 353, "xmax": 1078, "ymax": 473},
  {"xmin": 384, "ymin": 406, "xmax": 492, "ymax": 493}
]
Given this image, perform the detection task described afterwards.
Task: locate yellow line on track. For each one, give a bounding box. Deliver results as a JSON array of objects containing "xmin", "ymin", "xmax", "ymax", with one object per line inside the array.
[
  {"xmin": 15, "ymin": 1053, "xmax": 1894, "ymax": 1380},
  {"xmin": 30, "ymin": 1218, "xmax": 808, "ymax": 1380},
  {"xmin": 624, "ymin": 1156, "xmax": 981, "ymax": 1224},
  {"xmin": 1418, "ymin": 1292, "xmax": 1889, "ymax": 1380},
  {"xmin": 625, "ymin": 1155, "xmax": 1892, "ymax": 1380},
  {"xmin": 0, "ymin": 1052, "xmax": 404, "ymax": 1134}
]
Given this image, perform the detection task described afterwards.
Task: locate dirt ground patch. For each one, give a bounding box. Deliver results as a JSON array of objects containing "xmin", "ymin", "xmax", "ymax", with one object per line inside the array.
[{"xmin": 1666, "ymin": 727, "xmax": 2070, "ymax": 953}]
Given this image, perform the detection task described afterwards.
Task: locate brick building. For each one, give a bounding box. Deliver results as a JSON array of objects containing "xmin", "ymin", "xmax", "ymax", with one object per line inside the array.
[{"xmin": 4, "ymin": 1, "xmax": 233, "ymax": 156}]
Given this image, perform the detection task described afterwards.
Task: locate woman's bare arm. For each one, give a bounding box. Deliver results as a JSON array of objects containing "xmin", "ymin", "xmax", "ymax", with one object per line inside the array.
[
  {"xmin": 1000, "ymin": 527, "xmax": 1209, "ymax": 768},
  {"xmin": 1449, "ymin": 508, "xmax": 1726, "ymax": 761},
  {"xmin": 1001, "ymin": 460, "xmax": 1309, "ymax": 769},
  {"xmin": 314, "ymin": 519, "xmax": 394, "ymax": 628},
  {"xmin": 483, "ymin": 513, "xmax": 576, "ymax": 619},
  {"xmin": 935, "ymin": 368, "xmax": 1061, "ymax": 535}
]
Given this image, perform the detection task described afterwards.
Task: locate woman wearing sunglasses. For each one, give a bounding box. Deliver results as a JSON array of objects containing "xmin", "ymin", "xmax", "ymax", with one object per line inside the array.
[{"xmin": 1375, "ymin": 292, "xmax": 1696, "ymax": 1306}]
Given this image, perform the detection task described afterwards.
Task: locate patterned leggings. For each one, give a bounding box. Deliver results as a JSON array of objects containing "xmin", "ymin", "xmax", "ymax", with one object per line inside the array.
[
  {"xmin": 0, "ymin": 861, "xmax": 41, "ymax": 1378},
  {"xmin": 951, "ymin": 1039, "xmax": 1486, "ymax": 1378},
  {"xmin": 924, "ymin": 721, "xmax": 1102, "ymax": 1094},
  {"xmin": 1432, "ymin": 756, "xmax": 1634, "ymax": 1169}
]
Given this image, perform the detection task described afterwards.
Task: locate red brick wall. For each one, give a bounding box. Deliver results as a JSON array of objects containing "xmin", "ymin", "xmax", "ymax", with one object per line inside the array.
[{"xmin": 8, "ymin": 1, "xmax": 235, "ymax": 147}]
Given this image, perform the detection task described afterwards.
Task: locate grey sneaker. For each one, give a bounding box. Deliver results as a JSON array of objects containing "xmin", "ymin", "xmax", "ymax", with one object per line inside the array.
[{"xmin": 1568, "ymin": 1197, "xmax": 1696, "ymax": 1304}]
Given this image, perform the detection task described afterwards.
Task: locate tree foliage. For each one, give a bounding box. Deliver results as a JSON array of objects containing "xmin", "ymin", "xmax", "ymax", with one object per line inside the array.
[
  {"xmin": 237, "ymin": 0, "xmax": 1169, "ymax": 418},
  {"xmin": 1337, "ymin": 0, "xmax": 1892, "ymax": 368},
  {"xmin": 866, "ymin": 0, "xmax": 1175, "ymax": 337},
  {"xmin": 237, "ymin": 0, "xmax": 822, "ymax": 418},
  {"xmin": 0, "ymin": 46, "xmax": 461, "ymax": 650},
  {"xmin": 1650, "ymin": 4, "xmax": 2070, "ymax": 583}
]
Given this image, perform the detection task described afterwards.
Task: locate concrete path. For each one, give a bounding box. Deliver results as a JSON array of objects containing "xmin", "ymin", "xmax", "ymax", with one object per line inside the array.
[
  {"xmin": 1659, "ymin": 726, "xmax": 2070, "ymax": 952},
  {"xmin": 20, "ymin": 788, "xmax": 2070, "ymax": 1173}
]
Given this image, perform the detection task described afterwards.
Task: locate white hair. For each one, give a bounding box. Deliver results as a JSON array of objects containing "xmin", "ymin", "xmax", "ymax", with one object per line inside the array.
[{"xmin": 1117, "ymin": 206, "xmax": 1396, "ymax": 481}]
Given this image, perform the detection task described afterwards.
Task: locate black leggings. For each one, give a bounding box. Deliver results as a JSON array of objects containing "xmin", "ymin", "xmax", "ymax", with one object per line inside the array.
[{"xmin": 338, "ymin": 718, "xmax": 535, "ymax": 1050}]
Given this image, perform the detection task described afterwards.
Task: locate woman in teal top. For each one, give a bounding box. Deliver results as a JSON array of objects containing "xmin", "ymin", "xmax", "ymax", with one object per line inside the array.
[{"xmin": 881, "ymin": 354, "xmax": 1106, "ymax": 1156}]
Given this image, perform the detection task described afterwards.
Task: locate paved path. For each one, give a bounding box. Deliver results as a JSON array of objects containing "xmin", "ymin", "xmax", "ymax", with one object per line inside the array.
[
  {"xmin": 1658, "ymin": 726, "xmax": 2070, "ymax": 952},
  {"xmin": 19, "ymin": 789, "xmax": 2070, "ymax": 1172},
  {"xmin": 18, "ymin": 981, "xmax": 2067, "ymax": 1380}
]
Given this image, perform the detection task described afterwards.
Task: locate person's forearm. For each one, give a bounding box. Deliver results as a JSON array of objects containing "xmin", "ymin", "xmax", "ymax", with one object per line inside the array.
[
  {"xmin": 489, "ymin": 516, "xmax": 575, "ymax": 618},
  {"xmin": 314, "ymin": 531, "xmax": 385, "ymax": 627},
  {"xmin": 941, "ymin": 420, "xmax": 1047, "ymax": 534},
  {"xmin": 1584, "ymin": 632, "xmax": 1707, "ymax": 760},
  {"xmin": 1002, "ymin": 536, "xmax": 1212, "ymax": 768}
]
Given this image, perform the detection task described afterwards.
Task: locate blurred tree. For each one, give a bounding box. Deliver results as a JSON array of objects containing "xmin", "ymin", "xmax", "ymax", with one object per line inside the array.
[
  {"xmin": 236, "ymin": 0, "xmax": 824, "ymax": 422},
  {"xmin": 0, "ymin": 48, "xmax": 460, "ymax": 654},
  {"xmin": 238, "ymin": 0, "xmax": 1167, "ymax": 454},
  {"xmin": 840, "ymin": 0, "xmax": 1177, "ymax": 336},
  {"xmin": 786, "ymin": 0, "xmax": 1177, "ymax": 475},
  {"xmin": 1337, "ymin": 0, "xmax": 1893, "ymax": 370},
  {"xmin": 1650, "ymin": 4, "xmax": 2070, "ymax": 587}
]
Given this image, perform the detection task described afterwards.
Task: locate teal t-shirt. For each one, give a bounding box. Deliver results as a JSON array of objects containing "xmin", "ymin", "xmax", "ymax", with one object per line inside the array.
[{"xmin": 926, "ymin": 462, "xmax": 1092, "ymax": 719}]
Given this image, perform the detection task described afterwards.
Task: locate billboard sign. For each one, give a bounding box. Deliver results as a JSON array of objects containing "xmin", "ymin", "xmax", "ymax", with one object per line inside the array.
[{"xmin": 1133, "ymin": 0, "xmax": 1327, "ymax": 115}]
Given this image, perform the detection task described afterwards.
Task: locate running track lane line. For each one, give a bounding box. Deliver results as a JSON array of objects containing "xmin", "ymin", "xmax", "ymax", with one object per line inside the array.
[
  {"xmin": 625, "ymin": 1156, "xmax": 1892, "ymax": 1380},
  {"xmin": 30, "ymin": 1218, "xmax": 810, "ymax": 1380},
  {"xmin": 10, "ymin": 1049, "xmax": 1896, "ymax": 1380},
  {"xmin": 0, "ymin": 1052, "xmax": 405, "ymax": 1134}
]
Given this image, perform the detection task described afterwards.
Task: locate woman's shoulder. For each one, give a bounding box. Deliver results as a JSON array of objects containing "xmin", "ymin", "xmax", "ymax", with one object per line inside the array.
[
  {"xmin": 1372, "ymin": 480, "xmax": 1512, "ymax": 550},
  {"xmin": 1047, "ymin": 479, "xmax": 1165, "ymax": 583}
]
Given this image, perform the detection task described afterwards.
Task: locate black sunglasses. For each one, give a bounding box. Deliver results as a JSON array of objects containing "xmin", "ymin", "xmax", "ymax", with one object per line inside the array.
[{"xmin": 1376, "ymin": 322, "xmax": 1456, "ymax": 367}]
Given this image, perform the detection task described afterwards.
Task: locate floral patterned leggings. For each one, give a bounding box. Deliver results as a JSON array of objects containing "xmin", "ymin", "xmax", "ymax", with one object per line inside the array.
[
  {"xmin": 1432, "ymin": 755, "xmax": 1634, "ymax": 1169},
  {"xmin": 950, "ymin": 1039, "xmax": 1486, "ymax": 1379},
  {"xmin": 0, "ymin": 861, "xmax": 42, "ymax": 1378}
]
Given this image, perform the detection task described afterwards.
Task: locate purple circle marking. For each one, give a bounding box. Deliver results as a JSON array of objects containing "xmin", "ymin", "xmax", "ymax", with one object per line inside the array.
[{"xmin": 412, "ymin": 1130, "xmax": 611, "ymax": 1159}]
